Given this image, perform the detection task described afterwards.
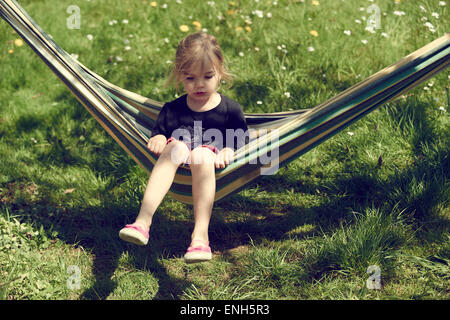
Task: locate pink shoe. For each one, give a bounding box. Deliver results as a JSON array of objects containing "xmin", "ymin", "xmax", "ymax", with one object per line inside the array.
[
  {"xmin": 119, "ymin": 223, "xmax": 149, "ymax": 246},
  {"xmin": 184, "ymin": 240, "xmax": 212, "ymax": 263}
]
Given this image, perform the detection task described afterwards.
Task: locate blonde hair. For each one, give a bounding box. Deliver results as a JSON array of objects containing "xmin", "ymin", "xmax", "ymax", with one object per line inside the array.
[{"xmin": 166, "ymin": 32, "xmax": 233, "ymax": 91}]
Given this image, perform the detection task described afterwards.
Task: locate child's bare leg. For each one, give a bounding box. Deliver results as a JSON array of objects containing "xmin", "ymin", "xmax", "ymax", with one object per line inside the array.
[
  {"xmin": 134, "ymin": 140, "xmax": 189, "ymax": 230},
  {"xmin": 189, "ymin": 147, "xmax": 216, "ymax": 243}
]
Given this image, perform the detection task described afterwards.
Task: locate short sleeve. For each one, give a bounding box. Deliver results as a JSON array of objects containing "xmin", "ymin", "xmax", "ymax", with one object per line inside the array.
[
  {"xmin": 151, "ymin": 103, "xmax": 169, "ymax": 138},
  {"xmin": 225, "ymin": 100, "xmax": 249, "ymax": 150}
]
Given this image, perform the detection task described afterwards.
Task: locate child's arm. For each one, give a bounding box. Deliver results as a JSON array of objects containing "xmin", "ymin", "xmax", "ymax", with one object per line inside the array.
[
  {"xmin": 148, "ymin": 104, "xmax": 170, "ymax": 156},
  {"xmin": 226, "ymin": 100, "xmax": 249, "ymax": 151},
  {"xmin": 147, "ymin": 134, "xmax": 167, "ymax": 156},
  {"xmin": 215, "ymin": 99, "xmax": 248, "ymax": 169},
  {"xmin": 215, "ymin": 147, "xmax": 234, "ymax": 169}
]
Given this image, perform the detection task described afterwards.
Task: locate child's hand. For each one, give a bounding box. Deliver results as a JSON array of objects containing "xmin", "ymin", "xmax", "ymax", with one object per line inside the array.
[
  {"xmin": 215, "ymin": 148, "xmax": 234, "ymax": 169},
  {"xmin": 147, "ymin": 134, "xmax": 167, "ymax": 156}
]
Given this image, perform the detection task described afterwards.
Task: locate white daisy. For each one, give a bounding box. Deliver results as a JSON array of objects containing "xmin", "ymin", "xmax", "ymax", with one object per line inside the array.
[
  {"xmin": 393, "ymin": 11, "xmax": 406, "ymax": 16},
  {"xmin": 424, "ymin": 22, "xmax": 436, "ymax": 33},
  {"xmin": 365, "ymin": 26, "xmax": 376, "ymax": 33},
  {"xmin": 253, "ymin": 10, "xmax": 264, "ymax": 18}
]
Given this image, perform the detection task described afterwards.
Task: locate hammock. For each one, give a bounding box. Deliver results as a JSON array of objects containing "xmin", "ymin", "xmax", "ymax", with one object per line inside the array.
[{"xmin": 1, "ymin": 0, "xmax": 449, "ymax": 204}]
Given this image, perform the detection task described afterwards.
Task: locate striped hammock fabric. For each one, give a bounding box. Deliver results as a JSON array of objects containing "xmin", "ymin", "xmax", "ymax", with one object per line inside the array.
[{"xmin": 1, "ymin": 0, "xmax": 449, "ymax": 204}]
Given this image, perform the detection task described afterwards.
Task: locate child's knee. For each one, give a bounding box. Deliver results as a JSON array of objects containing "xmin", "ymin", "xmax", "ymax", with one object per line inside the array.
[
  {"xmin": 189, "ymin": 147, "xmax": 215, "ymax": 166},
  {"xmin": 161, "ymin": 140, "xmax": 190, "ymax": 165}
]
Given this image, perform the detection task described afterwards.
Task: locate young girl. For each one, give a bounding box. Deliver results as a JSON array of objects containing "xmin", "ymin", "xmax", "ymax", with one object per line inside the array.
[{"xmin": 119, "ymin": 32, "xmax": 248, "ymax": 263}]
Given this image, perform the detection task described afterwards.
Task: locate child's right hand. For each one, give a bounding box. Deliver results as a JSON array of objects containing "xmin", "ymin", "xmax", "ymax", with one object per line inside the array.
[{"xmin": 147, "ymin": 134, "xmax": 167, "ymax": 156}]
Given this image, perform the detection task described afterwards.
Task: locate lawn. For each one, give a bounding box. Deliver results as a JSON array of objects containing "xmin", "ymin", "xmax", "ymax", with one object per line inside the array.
[{"xmin": 0, "ymin": 0, "xmax": 449, "ymax": 301}]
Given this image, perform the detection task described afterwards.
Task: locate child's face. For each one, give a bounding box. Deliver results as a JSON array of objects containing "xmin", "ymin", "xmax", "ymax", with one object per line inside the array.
[{"xmin": 181, "ymin": 61, "xmax": 220, "ymax": 105}]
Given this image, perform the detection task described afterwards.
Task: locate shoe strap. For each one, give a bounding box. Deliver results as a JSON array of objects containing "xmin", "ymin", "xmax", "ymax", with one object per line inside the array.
[
  {"xmin": 125, "ymin": 224, "xmax": 149, "ymax": 238},
  {"xmin": 187, "ymin": 240, "xmax": 211, "ymax": 253}
]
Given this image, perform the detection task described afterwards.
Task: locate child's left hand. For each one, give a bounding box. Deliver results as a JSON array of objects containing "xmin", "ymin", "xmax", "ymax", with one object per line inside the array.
[{"xmin": 215, "ymin": 148, "xmax": 234, "ymax": 169}]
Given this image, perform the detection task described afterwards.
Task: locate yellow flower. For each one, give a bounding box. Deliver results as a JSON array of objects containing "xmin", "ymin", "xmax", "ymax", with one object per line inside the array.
[
  {"xmin": 9, "ymin": 49, "xmax": 14, "ymax": 54},
  {"xmin": 179, "ymin": 24, "xmax": 190, "ymax": 32},
  {"xmin": 192, "ymin": 21, "xmax": 202, "ymax": 31},
  {"xmin": 309, "ymin": 30, "xmax": 319, "ymax": 37},
  {"xmin": 14, "ymin": 38, "xmax": 24, "ymax": 46},
  {"xmin": 229, "ymin": 1, "xmax": 235, "ymax": 6},
  {"xmin": 245, "ymin": 26, "xmax": 252, "ymax": 32},
  {"xmin": 227, "ymin": 9, "xmax": 235, "ymax": 15},
  {"xmin": 312, "ymin": 0, "xmax": 319, "ymax": 5},
  {"xmin": 150, "ymin": 1, "xmax": 157, "ymax": 7},
  {"xmin": 235, "ymin": 26, "xmax": 243, "ymax": 32}
]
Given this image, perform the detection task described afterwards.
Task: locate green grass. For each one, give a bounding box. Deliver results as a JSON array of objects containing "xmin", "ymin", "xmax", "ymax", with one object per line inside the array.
[{"xmin": 0, "ymin": 0, "xmax": 449, "ymax": 300}]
